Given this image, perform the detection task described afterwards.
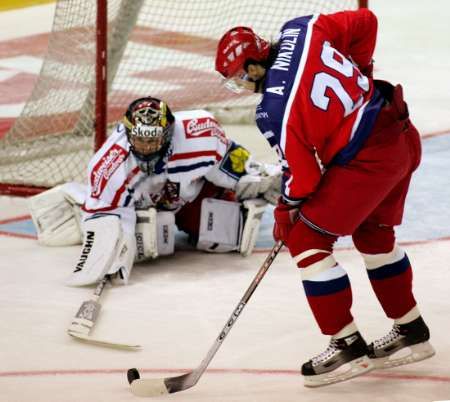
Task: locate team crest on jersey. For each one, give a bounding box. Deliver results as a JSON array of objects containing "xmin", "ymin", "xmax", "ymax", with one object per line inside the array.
[
  {"xmin": 150, "ymin": 180, "xmax": 181, "ymax": 210},
  {"xmin": 183, "ymin": 117, "xmax": 227, "ymax": 143},
  {"xmin": 219, "ymin": 144, "xmax": 250, "ymax": 180},
  {"xmin": 229, "ymin": 147, "xmax": 249, "ymax": 173},
  {"xmin": 91, "ymin": 144, "xmax": 127, "ymax": 198}
]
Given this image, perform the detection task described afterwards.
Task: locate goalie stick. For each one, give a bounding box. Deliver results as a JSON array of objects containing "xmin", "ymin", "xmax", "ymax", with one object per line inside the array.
[
  {"xmin": 127, "ymin": 240, "xmax": 284, "ymax": 396},
  {"xmin": 68, "ymin": 275, "xmax": 141, "ymax": 350}
]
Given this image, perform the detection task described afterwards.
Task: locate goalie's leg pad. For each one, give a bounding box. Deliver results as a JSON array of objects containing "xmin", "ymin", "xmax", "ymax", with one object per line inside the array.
[
  {"xmin": 197, "ymin": 198, "xmax": 242, "ymax": 253},
  {"xmin": 135, "ymin": 208, "xmax": 158, "ymax": 261},
  {"xmin": 67, "ymin": 214, "xmax": 122, "ymax": 287},
  {"xmin": 27, "ymin": 184, "xmax": 84, "ymax": 246},
  {"xmin": 240, "ymin": 198, "xmax": 267, "ymax": 257},
  {"xmin": 134, "ymin": 208, "xmax": 175, "ymax": 261},
  {"xmin": 156, "ymin": 211, "xmax": 175, "ymax": 256}
]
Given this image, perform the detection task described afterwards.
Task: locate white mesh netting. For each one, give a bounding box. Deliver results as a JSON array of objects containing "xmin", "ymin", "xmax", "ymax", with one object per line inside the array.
[{"xmin": 0, "ymin": 0, "xmax": 360, "ymax": 190}]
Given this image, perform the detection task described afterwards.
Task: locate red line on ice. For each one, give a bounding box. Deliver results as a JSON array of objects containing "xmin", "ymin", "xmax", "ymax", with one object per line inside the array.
[
  {"xmin": 0, "ymin": 214, "xmax": 31, "ymax": 225},
  {"xmin": 0, "ymin": 367, "xmax": 449, "ymax": 383}
]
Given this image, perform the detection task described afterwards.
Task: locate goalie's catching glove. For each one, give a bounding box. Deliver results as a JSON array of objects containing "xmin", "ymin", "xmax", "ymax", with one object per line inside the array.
[{"xmin": 235, "ymin": 160, "xmax": 282, "ymax": 204}]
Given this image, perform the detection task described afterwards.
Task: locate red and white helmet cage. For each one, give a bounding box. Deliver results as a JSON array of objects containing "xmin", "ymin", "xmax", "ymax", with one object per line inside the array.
[{"xmin": 215, "ymin": 26, "xmax": 270, "ymax": 79}]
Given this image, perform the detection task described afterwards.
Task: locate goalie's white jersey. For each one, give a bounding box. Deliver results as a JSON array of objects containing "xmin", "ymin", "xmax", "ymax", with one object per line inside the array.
[{"xmin": 83, "ymin": 109, "xmax": 247, "ymax": 220}]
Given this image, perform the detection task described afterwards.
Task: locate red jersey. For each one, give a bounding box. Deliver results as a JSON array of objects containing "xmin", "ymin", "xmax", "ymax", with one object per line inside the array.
[{"xmin": 255, "ymin": 9, "xmax": 384, "ymax": 203}]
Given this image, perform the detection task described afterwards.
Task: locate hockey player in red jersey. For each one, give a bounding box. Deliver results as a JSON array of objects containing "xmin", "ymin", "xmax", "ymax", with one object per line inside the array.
[{"xmin": 216, "ymin": 9, "xmax": 435, "ymax": 387}]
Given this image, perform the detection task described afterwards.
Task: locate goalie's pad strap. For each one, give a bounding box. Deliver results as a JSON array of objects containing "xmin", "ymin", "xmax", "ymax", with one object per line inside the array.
[
  {"xmin": 67, "ymin": 214, "xmax": 122, "ymax": 286},
  {"xmin": 197, "ymin": 198, "xmax": 242, "ymax": 253},
  {"xmin": 28, "ymin": 184, "xmax": 83, "ymax": 246},
  {"xmin": 240, "ymin": 198, "xmax": 267, "ymax": 256}
]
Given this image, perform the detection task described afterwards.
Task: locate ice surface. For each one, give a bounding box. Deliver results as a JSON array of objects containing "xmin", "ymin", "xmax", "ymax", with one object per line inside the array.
[{"xmin": 0, "ymin": 1, "xmax": 449, "ymax": 401}]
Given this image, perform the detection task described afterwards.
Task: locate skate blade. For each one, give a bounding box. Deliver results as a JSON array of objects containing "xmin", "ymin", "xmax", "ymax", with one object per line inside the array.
[
  {"xmin": 304, "ymin": 355, "xmax": 374, "ymax": 388},
  {"xmin": 371, "ymin": 341, "xmax": 435, "ymax": 369}
]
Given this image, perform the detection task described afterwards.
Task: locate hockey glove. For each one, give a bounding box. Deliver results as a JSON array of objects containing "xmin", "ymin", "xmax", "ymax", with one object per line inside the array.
[{"xmin": 273, "ymin": 198, "xmax": 300, "ymax": 244}]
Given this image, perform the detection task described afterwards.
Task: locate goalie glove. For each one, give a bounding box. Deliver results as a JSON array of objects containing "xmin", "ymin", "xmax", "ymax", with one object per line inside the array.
[
  {"xmin": 235, "ymin": 160, "xmax": 282, "ymax": 205},
  {"xmin": 28, "ymin": 182, "xmax": 86, "ymax": 246}
]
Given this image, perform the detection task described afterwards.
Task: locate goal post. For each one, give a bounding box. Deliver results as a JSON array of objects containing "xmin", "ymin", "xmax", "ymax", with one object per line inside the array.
[{"xmin": 0, "ymin": 0, "xmax": 367, "ymax": 196}]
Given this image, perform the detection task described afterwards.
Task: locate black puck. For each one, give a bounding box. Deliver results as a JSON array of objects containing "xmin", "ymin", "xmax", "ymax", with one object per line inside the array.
[{"xmin": 127, "ymin": 368, "xmax": 140, "ymax": 384}]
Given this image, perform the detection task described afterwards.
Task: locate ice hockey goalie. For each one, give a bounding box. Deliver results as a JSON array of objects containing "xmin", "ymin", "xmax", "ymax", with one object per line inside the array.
[{"xmin": 28, "ymin": 97, "xmax": 281, "ymax": 286}]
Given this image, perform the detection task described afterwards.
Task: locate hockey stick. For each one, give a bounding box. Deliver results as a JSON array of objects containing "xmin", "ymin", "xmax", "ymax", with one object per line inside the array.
[
  {"xmin": 68, "ymin": 275, "xmax": 141, "ymax": 350},
  {"xmin": 127, "ymin": 240, "xmax": 284, "ymax": 396}
]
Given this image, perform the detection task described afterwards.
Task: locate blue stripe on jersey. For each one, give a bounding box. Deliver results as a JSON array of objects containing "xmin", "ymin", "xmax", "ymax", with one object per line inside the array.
[
  {"xmin": 302, "ymin": 274, "xmax": 350, "ymax": 297},
  {"xmin": 168, "ymin": 160, "xmax": 215, "ymax": 174},
  {"xmin": 255, "ymin": 16, "xmax": 314, "ymax": 153},
  {"xmin": 367, "ymin": 255, "xmax": 411, "ymax": 281},
  {"xmin": 331, "ymin": 88, "xmax": 384, "ymax": 166}
]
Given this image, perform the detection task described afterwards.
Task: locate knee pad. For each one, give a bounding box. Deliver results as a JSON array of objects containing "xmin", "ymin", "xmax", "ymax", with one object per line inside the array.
[{"xmin": 352, "ymin": 222, "xmax": 395, "ymax": 254}]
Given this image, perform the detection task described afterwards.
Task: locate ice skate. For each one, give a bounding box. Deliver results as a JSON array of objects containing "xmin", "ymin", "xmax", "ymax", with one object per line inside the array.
[
  {"xmin": 367, "ymin": 316, "xmax": 435, "ymax": 369},
  {"xmin": 301, "ymin": 332, "xmax": 374, "ymax": 387}
]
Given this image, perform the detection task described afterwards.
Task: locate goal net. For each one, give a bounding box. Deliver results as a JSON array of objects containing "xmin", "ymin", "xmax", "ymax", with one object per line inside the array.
[{"xmin": 0, "ymin": 0, "xmax": 364, "ymax": 195}]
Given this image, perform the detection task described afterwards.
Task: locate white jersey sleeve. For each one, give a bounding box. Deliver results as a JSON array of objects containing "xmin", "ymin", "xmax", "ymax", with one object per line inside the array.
[{"xmin": 167, "ymin": 110, "xmax": 251, "ymax": 194}]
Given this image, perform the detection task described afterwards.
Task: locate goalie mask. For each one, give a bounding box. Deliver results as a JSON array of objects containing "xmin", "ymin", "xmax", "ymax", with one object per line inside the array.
[{"xmin": 123, "ymin": 97, "xmax": 175, "ymax": 174}]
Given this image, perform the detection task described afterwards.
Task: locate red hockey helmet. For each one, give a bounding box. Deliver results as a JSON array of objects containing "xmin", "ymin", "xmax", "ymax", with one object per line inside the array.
[{"xmin": 215, "ymin": 26, "xmax": 270, "ymax": 79}]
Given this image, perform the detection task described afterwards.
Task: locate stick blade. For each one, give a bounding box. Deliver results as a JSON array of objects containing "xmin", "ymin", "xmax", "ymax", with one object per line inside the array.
[
  {"xmin": 68, "ymin": 330, "xmax": 141, "ymax": 350},
  {"xmin": 128, "ymin": 369, "xmax": 169, "ymax": 397},
  {"xmin": 128, "ymin": 370, "xmax": 195, "ymax": 396}
]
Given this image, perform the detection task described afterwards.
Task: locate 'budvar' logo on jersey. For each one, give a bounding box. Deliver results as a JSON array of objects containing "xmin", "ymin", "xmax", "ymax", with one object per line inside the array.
[
  {"xmin": 183, "ymin": 117, "xmax": 226, "ymax": 140},
  {"xmin": 91, "ymin": 144, "xmax": 127, "ymax": 198}
]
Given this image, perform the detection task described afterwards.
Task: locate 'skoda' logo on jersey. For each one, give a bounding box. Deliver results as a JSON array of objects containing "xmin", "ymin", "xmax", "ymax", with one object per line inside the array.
[
  {"xmin": 183, "ymin": 117, "xmax": 226, "ymax": 141},
  {"xmin": 91, "ymin": 144, "xmax": 127, "ymax": 198}
]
